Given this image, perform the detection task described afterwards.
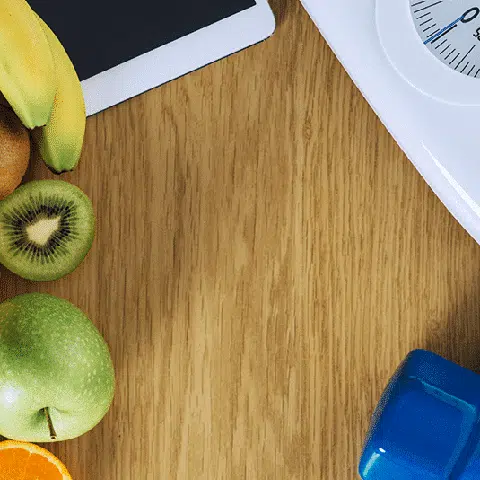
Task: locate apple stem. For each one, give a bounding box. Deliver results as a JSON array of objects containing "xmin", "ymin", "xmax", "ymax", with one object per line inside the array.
[{"xmin": 43, "ymin": 407, "xmax": 57, "ymax": 440}]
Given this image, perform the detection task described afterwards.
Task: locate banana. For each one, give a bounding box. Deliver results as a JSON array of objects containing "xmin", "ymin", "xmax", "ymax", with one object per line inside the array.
[
  {"xmin": 0, "ymin": 0, "xmax": 57, "ymax": 129},
  {"xmin": 32, "ymin": 14, "xmax": 86, "ymax": 174}
]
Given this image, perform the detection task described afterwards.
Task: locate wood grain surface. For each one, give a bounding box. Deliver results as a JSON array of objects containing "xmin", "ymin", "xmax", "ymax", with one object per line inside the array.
[{"xmin": 3, "ymin": 0, "xmax": 480, "ymax": 478}]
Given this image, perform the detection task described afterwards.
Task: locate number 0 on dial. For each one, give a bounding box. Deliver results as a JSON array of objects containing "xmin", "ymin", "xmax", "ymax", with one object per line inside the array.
[{"xmin": 411, "ymin": 1, "xmax": 480, "ymax": 78}]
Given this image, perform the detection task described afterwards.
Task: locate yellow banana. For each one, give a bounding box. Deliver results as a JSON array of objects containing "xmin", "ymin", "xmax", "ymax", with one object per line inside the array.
[
  {"xmin": 32, "ymin": 14, "xmax": 86, "ymax": 174},
  {"xmin": 0, "ymin": 0, "xmax": 57, "ymax": 129}
]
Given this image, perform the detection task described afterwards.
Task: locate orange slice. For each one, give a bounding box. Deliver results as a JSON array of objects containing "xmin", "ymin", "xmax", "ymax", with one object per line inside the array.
[{"xmin": 0, "ymin": 440, "xmax": 72, "ymax": 479}]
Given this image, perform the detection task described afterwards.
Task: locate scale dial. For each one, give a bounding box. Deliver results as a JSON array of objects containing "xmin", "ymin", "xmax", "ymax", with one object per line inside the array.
[{"xmin": 410, "ymin": 1, "xmax": 480, "ymax": 78}]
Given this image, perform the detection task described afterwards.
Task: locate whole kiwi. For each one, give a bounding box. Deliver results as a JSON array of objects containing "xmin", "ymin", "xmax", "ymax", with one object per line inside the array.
[{"xmin": 0, "ymin": 103, "xmax": 30, "ymax": 199}]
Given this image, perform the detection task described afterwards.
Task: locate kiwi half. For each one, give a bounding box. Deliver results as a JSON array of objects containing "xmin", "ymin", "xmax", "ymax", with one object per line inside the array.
[{"xmin": 0, "ymin": 179, "xmax": 95, "ymax": 281}]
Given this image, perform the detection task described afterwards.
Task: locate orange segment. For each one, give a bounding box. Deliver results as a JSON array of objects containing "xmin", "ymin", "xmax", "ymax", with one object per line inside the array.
[{"xmin": 0, "ymin": 440, "xmax": 72, "ymax": 479}]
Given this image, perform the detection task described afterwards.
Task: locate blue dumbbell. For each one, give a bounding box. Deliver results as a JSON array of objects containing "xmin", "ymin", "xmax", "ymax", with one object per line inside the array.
[{"xmin": 359, "ymin": 349, "xmax": 480, "ymax": 479}]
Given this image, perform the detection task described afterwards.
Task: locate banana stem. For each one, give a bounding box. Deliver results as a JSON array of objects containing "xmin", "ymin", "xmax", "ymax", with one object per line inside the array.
[{"xmin": 43, "ymin": 407, "xmax": 57, "ymax": 440}]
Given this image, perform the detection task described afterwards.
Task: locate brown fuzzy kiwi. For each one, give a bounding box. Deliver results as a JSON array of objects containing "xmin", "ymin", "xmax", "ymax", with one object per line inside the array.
[{"xmin": 0, "ymin": 104, "xmax": 30, "ymax": 199}]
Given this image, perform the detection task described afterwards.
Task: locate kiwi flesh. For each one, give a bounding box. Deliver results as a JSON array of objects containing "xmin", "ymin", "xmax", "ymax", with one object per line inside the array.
[{"xmin": 0, "ymin": 179, "xmax": 95, "ymax": 281}]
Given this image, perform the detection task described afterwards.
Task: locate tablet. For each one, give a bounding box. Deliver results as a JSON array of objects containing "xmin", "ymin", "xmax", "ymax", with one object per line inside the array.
[{"xmin": 29, "ymin": 0, "xmax": 276, "ymax": 116}]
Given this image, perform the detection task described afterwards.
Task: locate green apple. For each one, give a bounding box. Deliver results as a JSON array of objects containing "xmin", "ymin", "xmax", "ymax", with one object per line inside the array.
[{"xmin": 0, "ymin": 292, "xmax": 115, "ymax": 442}]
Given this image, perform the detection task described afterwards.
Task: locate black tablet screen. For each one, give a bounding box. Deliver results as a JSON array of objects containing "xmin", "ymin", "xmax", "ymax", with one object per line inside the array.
[{"xmin": 28, "ymin": 1, "xmax": 257, "ymax": 81}]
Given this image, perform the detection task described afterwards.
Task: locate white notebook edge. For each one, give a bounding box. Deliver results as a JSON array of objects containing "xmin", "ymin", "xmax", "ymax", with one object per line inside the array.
[{"xmin": 81, "ymin": 0, "xmax": 276, "ymax": 117}]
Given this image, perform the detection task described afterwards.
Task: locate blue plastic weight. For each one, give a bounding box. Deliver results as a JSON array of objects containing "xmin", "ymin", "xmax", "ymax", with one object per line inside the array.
[{"xmin": 359, "ymin": 350, "xmax": 480, "ymax": 479}]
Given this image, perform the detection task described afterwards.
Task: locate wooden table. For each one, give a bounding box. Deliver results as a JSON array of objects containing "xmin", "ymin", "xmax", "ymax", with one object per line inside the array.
[{"xmin": 4, "ymin": 0, "xmax": 480, "ymax": 478}]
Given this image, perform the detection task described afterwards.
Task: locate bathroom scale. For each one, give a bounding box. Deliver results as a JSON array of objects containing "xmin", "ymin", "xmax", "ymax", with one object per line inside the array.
[
  {"xmin": 300, "ymin": 0, "xmax": 480, "ymax": 246},
  {"xmin": 28, "ymin": 0, "xmax": 275, "ymax": 117}
]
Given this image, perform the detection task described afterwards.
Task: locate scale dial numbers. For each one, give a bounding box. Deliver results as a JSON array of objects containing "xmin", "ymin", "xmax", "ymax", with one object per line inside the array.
[{"xmin": 410, "ymin": 1, "xmax": 480, "ymax": 78}]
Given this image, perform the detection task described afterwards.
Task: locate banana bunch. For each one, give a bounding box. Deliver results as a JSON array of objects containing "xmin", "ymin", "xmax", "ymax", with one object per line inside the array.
[{"xmin": 0, "ymin": 0, "xmax": 86, "ymax": 173}]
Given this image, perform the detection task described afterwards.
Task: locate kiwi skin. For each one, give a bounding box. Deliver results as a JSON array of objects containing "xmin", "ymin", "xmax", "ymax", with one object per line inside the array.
[
  {"xmin": 0, "ymin": 179, "xmax": 95, "ymax": 281},
  {"xmin": 0, "ymin": 105, "xmax": 31, "ymax": 200}
]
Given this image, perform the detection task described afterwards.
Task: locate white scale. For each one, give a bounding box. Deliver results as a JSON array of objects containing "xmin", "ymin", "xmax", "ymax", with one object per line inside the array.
[{"xmin": 300, "ymin": 0, "xmax": 480, "ymax": 245}]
